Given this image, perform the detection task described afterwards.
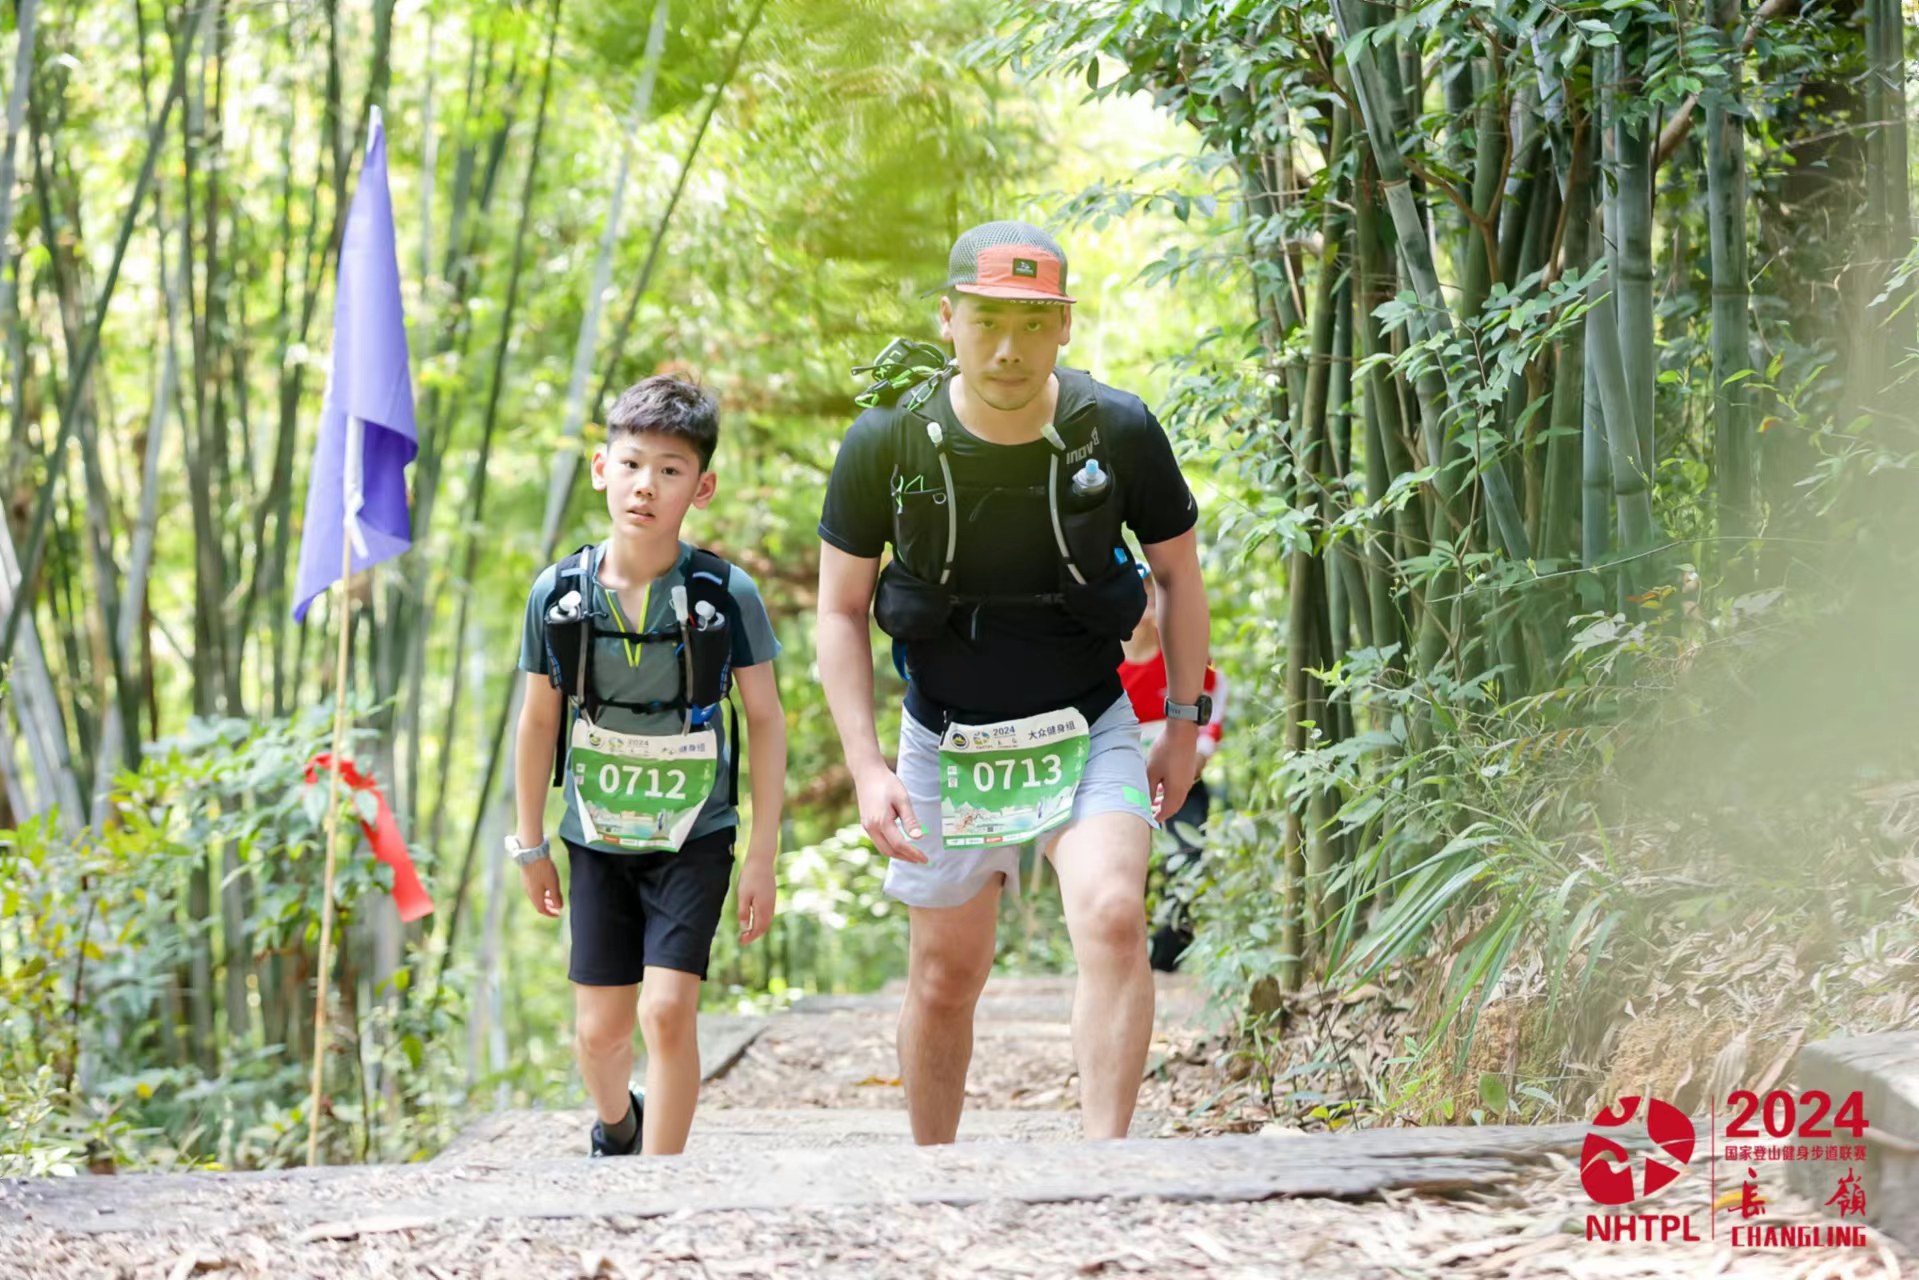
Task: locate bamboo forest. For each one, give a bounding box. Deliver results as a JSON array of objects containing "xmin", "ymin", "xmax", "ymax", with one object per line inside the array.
[{"xmin": 2, "ymin": 0, "xmax": 1918, "ymax": 1265}]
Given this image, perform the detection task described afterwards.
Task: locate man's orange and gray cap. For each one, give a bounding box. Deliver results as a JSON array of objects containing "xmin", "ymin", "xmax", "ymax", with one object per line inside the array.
[{"xmin": 941, "ymin": 220, "xmax": 1076, "ymax": 304}]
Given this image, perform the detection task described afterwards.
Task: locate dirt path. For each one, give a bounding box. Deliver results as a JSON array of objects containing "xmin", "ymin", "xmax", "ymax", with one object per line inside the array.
[{"xmin": 2, "ymin": 975, "xmax": 1911, "ymax": 1279}]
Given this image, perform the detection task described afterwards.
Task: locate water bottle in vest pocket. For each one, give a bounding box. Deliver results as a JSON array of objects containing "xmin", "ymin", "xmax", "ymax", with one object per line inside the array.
[
  {"xmin": 1056, "ymin": 469, "xmax": 1145, "ymax": 639},
  {"xmin": 685, "ymin": 600, "xmax": 732, "ymax": 719}
]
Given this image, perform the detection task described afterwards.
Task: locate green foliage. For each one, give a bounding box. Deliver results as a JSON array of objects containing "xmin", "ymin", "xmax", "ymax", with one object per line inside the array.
[
  {"xmin": 992, "ymin": 0, "xmax": 1919, "ymax": 1121},
  {"xmin": 0, "ymin": 706, "xmax": 461, "ymax": 1171}
]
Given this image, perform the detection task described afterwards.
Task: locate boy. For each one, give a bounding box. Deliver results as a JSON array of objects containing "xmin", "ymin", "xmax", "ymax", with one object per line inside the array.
[{"xmin": 511, "ymin": 375, "xmax": 785, "ymax": 1157}]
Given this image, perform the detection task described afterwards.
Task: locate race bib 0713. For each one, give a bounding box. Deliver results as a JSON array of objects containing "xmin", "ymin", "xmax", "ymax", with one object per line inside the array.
[{"xmin": 938, "ymin": 708, "xmax": 1089, "ymax": 848}]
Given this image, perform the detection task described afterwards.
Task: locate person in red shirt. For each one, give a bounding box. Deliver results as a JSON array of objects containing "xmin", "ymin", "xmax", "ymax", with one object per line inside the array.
[{"xmin": 1120, "ymin": 566, "xmax": 1226, "ymax": 971}]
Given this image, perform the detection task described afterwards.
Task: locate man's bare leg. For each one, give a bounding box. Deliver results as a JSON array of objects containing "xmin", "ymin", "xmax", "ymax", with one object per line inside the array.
[
  {"xmin": 574, "ymin": 983, "xmax": 639, "ymax": 1126},
  {"xmin": 637, "ymin": 966, "xmax": 704, "ymax": 1155},
  {"xmin": 899, "ymin": 879, "xmax": 1001, "ymax": 1144},
  {"xmin": 1047, "ymin": 810, "xmax": 1154, "ymax": 1139}
]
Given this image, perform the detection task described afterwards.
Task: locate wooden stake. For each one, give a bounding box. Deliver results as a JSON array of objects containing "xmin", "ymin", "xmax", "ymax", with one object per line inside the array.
[{"xmin": 306, "ymin": 469, "xmax": 357, "ymax": 1168}]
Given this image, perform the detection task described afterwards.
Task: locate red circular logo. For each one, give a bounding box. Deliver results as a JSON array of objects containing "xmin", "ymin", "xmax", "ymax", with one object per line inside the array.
[{"xmin": 1580, "ymin": 1096, "xmax": 1697, "ymax": 1205}]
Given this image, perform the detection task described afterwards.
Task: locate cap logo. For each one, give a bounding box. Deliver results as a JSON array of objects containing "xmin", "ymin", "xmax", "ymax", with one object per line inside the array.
[{"xmin": 1011, "ymin": 257, "xmax": 1039, "ymax": 278}]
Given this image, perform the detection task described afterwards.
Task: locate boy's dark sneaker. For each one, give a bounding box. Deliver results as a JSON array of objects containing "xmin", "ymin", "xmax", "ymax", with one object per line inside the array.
[{"xmin": 589, "ymin": 1089, "xmax": 645, "ymax": 1157}]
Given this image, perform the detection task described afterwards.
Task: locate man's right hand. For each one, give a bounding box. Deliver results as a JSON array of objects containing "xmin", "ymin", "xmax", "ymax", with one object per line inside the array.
[
  {"xmin": 855, "ymin": 765, "xmax": 928, "ymax": 864},
  {"xmin": 520, "ymin": 857, "xmax": 564, "ymax": 917}
]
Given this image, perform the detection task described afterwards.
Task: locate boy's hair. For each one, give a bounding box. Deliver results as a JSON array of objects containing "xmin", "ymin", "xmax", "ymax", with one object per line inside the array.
[{"xmin": 606, "ymin": 375, "xmax": 719, "ymax": 470}]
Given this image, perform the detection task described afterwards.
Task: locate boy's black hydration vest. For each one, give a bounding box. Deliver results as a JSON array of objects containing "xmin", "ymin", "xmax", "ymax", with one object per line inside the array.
[
  {"xmin": 536, "ymin": 545, "xmax": 742, "ymax": 804},
  {"xmin": 863, "ymin": 355, "xmax": 1148, "ymax": 651}
]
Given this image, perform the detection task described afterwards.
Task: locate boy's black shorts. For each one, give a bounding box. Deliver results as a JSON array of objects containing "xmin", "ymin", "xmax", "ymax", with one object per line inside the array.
[{"xmin": 564, "ymin": 828, "xmax": 737, "ymax": 985}]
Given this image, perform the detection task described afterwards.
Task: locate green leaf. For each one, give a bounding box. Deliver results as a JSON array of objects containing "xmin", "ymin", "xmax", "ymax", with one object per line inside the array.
[
  {"xmin": 1479, "ymin": 1072, "xmax": 1509, "ymax": 1115},
  {"xmin": 300, "ymin": 785, "xmax": 327, "ymax": 829}
]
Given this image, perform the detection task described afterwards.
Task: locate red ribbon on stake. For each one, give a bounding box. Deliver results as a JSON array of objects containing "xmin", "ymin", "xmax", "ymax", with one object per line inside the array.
[{"xmin": 303, "ymin": 753, "xmax": 435, "ymax": 923}]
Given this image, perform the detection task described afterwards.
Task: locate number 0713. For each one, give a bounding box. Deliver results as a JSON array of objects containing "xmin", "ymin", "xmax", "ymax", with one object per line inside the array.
[{"xmin": 968, "ymin": 753, "xmax": 1064, "ymax": 793}]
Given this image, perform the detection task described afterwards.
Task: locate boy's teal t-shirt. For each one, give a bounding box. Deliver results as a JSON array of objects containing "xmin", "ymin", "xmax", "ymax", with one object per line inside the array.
[{"xmin": 518, "ymin": 541, "xmax": 780, "ymax": 853}]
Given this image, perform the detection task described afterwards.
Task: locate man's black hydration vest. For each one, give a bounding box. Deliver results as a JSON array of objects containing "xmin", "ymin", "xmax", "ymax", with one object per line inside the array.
[{"xmin": 868, "ymin": 364, "xmax": 1148, "ymax": 651}]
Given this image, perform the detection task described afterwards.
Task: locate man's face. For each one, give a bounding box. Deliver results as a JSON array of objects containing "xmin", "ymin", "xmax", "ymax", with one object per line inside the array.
[
  {"xmin": 939, "ymin": 294, "xmax": 1072, "ymax": 412},
  {"xmin": 590, "ymin": 431, "xmax": 715, "ymax": 535}
]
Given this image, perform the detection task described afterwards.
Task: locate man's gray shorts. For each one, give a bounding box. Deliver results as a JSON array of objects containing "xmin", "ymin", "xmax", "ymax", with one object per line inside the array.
[{"xmin": 883, "ymin": 695, "xmax": 1159, "ymax": 909}]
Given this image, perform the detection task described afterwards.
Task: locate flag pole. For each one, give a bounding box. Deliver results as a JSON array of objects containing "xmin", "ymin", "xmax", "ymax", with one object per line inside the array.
[{"xmin": 307, "ymin": 465, "xmax": 356, "ymax": 1168}]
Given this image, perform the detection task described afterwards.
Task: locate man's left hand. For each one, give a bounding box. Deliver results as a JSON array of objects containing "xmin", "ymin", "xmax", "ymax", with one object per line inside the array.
[{"xmin": 1145, "ymin": 723, "xmax": 1198, "ymax": 821}]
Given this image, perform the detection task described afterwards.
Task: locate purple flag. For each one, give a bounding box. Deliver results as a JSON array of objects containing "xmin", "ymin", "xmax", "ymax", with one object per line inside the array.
[{"xmin": 293, "ymin": 107, "xmax": 418, "ymax": 623}]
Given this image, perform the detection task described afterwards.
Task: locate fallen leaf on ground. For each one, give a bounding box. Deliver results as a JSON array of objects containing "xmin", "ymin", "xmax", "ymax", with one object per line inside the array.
[
  {"xmin": 1185, "ymin": 1228, "xmax": 1235, "ymax": 1262},
  {"xmin": 297, "ymin": 1214, "xmax": 437, "ymax": 1243},
  {"xmin": 166, "ymin": 1251, "xmax": 228, "ymax": 1280}
]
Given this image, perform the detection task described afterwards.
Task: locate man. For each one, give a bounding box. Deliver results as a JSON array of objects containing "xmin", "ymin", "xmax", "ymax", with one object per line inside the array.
[
  {"xmin": 1120, "ymin": 565, "xmax": 1227, "ymax": 972},
  {"xmin": 815, "ymin": 221, "xmax": 1211, "ymax": 1142}
]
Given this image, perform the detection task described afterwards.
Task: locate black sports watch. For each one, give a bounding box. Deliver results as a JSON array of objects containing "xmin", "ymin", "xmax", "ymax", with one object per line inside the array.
[{"xmin": 1163, "ymin": 694, "xmax": 1213, "ymax": 724}]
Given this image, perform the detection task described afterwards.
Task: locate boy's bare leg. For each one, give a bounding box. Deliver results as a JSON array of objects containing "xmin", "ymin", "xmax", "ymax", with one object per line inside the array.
[
  {"xmin": 574, "ymin": 983, "xmax": 640, "ymax": 1124},
  {"xmin": 637, "ymin": 966, "xmax": 704, "ymax": 1155},
  {"xmin": 1047, "ymin": 810, "xmax": 1154, "ymax": 1139},
  {"xmin": 899, "ymin": 881, "xmax": 1001, "ymax": 1145}
]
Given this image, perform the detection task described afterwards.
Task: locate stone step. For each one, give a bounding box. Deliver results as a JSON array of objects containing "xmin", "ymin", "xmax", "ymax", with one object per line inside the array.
[
  {"xmin": 434, "ymin": 1107, "xmax": 1173, "ymax": 1165},
  {"xmin": 1, "ymin": 1122, "xmax": 1600, "ymax": 1238},
  {"xmin": 791, "ymin": 972, "xmax": 1212, "ymax": 1028}
]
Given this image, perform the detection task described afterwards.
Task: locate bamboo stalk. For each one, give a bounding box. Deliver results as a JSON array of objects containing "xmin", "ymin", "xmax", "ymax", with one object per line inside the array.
[
  {"xmin": 590, "ymin": 0, "xmax": 770, "ymax": 418},
  {"xmin": 1334, "ymin": 0, "xmax": 1530, "ymax": 578},
  {"xmin": 541, "ymin": 0, "xmax": 670, "ymax": 554},
  {"xmin": 0, "ymin": 0, "xmax": 39, "ymax": 354},
  {"xmin": 1581, "ymin": 339, "xmax": 1610, "ymax": 571},
  {"xmin": 1541, "ymin": 129, "xmax": 1593, "ymax": 566},
  {"xmin": 1329, "ymin": 275, "xmax": 1372, "ymax": 653},
  {"xmin": 1460, "ymin": 56, "xmax": 1508, "ymax": 321},
  {"xmin": 1585, "ymin": 258, "xmax": 1656, "ymax": 582},
  {"xmin": 1287, "ymin": 94, "xmax": 1349, "ymax": 968},
  {"xmin": 405, "ymin": 24, "xmax": 511, "ymax": 843},
  {"xmin": 1705, "ymin": 0, "xmax": 1754, "ymax": 571},
  {"xmin": 1280, "ymin": 545, "xmax": 1312, "ymax": 991},
  {"xmin": 91, "ymin": 222, "xmax": 180, "ymax": 824},
  {"xmin": 306, "ymin": 504, "xmax": 356, "ymax": 1168},
  {"xmin": 0, "ymin": 2, "xmax": 212, "ymax": 671},
  {"xmin": 1354, "ymin": 145, "xmax": 1419, "ymax": 659},
  {"xmin": 428, "ymin": 0, "xmax": 565, "ymax": 912},
  {"xmin": 0, "ymin": 496, "xmax": 83, "ymax": 831},
  {"xmin": 24, "ymin": 89, "xmax": 134, "ymax": 791},
  {"xmin": 1866, "ymin": 0, "xmax": 1913, "ymax": 376},
  {"xmin": 1608, "ymin": 38, "xmax": 1656, "ymax": 476}
]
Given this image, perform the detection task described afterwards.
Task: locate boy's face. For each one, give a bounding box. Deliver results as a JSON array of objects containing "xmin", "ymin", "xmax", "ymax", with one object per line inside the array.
[
  {"xmin": 938, "ymin": 294, "xmax": 1072, "ymax": 413},
  {"xmin": 590, "ymin": 431, "xmax": 715, "ymax": 536}
]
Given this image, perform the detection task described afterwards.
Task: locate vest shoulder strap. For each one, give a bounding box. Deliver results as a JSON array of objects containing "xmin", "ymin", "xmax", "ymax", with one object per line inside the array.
[
  {"xmin": 685, "ymin": 546, "xmax": 734, "ymax": 614},
  {"xmin": 542, "ymin": 544, "xmax": 597, "ymax": 788},
  {"xmin": 683, "ymin": 545, "xmax": 743, "ymax": 806}
]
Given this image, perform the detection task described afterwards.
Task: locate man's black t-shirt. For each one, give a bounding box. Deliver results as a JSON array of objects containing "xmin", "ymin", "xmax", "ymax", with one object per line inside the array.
[{"xmin": 818, "ymin": 367, "xmax": 1197, "ymax": 729}]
